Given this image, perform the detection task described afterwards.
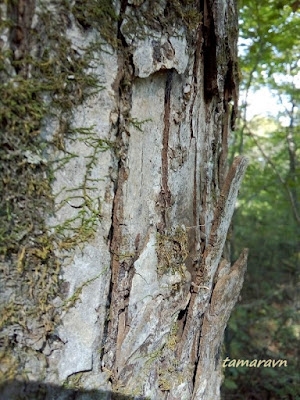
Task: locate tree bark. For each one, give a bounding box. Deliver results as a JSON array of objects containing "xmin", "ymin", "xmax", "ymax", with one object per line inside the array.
[{"xmin": 0, "ymin": 1, "xmax": 247, "ymax": 399}]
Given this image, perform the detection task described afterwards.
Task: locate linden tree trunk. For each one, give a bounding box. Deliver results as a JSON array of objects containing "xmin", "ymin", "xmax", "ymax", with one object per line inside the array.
[{"xmin": 0, "ymin": 0, "xmax": 248, "ymax": 399}]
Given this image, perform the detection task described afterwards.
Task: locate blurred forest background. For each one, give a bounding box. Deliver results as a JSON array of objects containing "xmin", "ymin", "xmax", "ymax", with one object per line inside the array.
[{"xmin": 222, "ymin": 0, "xmax": 299, "ymax": 399}]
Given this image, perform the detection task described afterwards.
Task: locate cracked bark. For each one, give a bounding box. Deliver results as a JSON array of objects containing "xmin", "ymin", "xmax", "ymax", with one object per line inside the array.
[{"xmin": 158, "ymin": 69, "xmax": 174, "ymax": 232}]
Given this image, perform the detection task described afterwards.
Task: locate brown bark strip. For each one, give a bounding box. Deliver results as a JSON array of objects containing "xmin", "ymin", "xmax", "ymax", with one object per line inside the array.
[
  {"xmin": 102, "ymin": 3, "xmax": 135, "ymax": 373},
  {"xmin": 186, "ymin": 142, "xmax": 200, "ymax": 278},
  {"xmin": 207, "ymin": 155, "xmax": 249, "ymax": 260},
  {"xmin": 196, "ymin": 155, "xmax": 248, "ymax": 286},
  {"xmin": 103, "ymin": 164, "xmax": 127, "ymax": 372},
  {"xmin": 177, "ymin": 156, "xmax": 248, "ymax": 365},
  {"xmin": 103, "ymin": 168, "xmax": 137, "ymax": 378},
  {"xmin": 192, "ymin": 249, "xmax": 248, "ymax": 400},
  {"xmin": 159, "ymin": 69, "xmax": 174, "ymax": 231},
  {"xmin": 193, "ymin": 148, "xmax": 198, "ymax": 229}
]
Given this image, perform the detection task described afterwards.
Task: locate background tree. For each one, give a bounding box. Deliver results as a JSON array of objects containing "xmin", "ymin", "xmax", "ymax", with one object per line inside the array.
[
  {"xmin": 0, "ymin": 1, "xmax": 246, "ymax": 399},
  {"xmin": 223, "ymin": 1, "xmax": 299, "ymax": 398}
]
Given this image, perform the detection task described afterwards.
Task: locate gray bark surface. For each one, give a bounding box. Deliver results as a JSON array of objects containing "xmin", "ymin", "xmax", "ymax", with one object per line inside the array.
[{"xmin": 0, "ymin": 1, "xmax": 247, "ymax": 399}]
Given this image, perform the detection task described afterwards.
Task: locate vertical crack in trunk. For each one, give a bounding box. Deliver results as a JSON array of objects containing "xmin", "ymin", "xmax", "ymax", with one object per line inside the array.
[
  {"xmin": 193, "ymin": 148, "xmax": 198, "ymax": 232},
  {"xmin": 202, "ymin": 0, "xmax": 218, "ymax": 103},
  {"xmin": 101, "ymin": 0, "xmax": 135, "ymax": 380},
  {"xmin": 189, "ymin": 14, "xmax": 202, "ymax": 140},
  {"xmin": 159, "ymin": 69, "xmax": 174, "ymax": 232}
]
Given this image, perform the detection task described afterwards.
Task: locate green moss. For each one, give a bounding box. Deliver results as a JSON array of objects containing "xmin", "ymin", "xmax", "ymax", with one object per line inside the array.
[
  {"xmin": 52, "ymin": 126, "xmax": 115, "ymax": 251},
  {"xmin": 166, "ymin": 0, "xmax": 203, "ymax": 31},
  {"xmin": 128, "ymin": 117, "xmax": 151, "ymax": 132},
  {"xmin": 0, "ymin": 0, "xmax": 113, "ymax": 382},
  {"xmin": 72, "ymin": 0, "xmax": 118, "ymax": 47},
  {"xmin": 60, "ymin": 269, "xmax": 110, "ymax": 311},
  {"xmin": 166, "ymin": 321, "xmax": 178, "ymax": 350},
  {"xmin": 120, "ymin": 0, "xmax": 202, "ymax": 42},
  {"xmin": 63, "ymin": 371, "xmax": 84, "ymax": 390},
  {"xmin": 0, "ymin": 351, "xmax": 19, "ymax": 385}
]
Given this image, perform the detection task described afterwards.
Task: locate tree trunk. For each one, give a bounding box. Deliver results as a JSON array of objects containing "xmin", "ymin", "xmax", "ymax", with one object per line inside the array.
[{"xmin": 0, "ymin": 1, "xmax": 248, "ymax": 399}]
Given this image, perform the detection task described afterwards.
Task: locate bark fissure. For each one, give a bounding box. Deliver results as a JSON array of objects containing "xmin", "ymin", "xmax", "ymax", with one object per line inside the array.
[
  {"xmin": 189, "ymin": 20, "xmax": 203, "ymax": 139},
  {"xmin": 159, "ymin": 69, "xmax": 174, "ymax": 231},
  {"xmin": 193, "ymin": 148, "xmax": 198, "ymax": 231},
  {"xmin": 102, "ymin": 0, "xmax": 136, "ymax": 377},
  {"xmin": 202, "ymin": 0, "xmax": 218, "ymax": 102}
]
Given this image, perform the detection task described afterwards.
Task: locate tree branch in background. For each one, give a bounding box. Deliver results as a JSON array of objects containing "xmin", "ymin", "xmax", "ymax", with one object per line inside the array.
[{"xmin": 245, "ymin": 126, "xmax": 300, "ymax": 226}]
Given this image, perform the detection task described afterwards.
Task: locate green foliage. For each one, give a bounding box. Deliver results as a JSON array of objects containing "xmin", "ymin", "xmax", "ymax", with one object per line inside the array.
[
  {"xmin": 223, "ymin": 2, "xmax": 299, "ymax": 398},
  {"xmin": 239, "ymin": 0, "xmax": 300, "ymax": 95},
  {"xmin": 223, "ymin": 118, "xmax": 299, "ymax": 396}
]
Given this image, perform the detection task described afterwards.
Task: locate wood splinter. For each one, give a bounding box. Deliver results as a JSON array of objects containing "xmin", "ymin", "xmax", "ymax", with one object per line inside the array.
[{"xmin": 191, "ymin": 282, "xmax": 210, "ymax": 293}]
